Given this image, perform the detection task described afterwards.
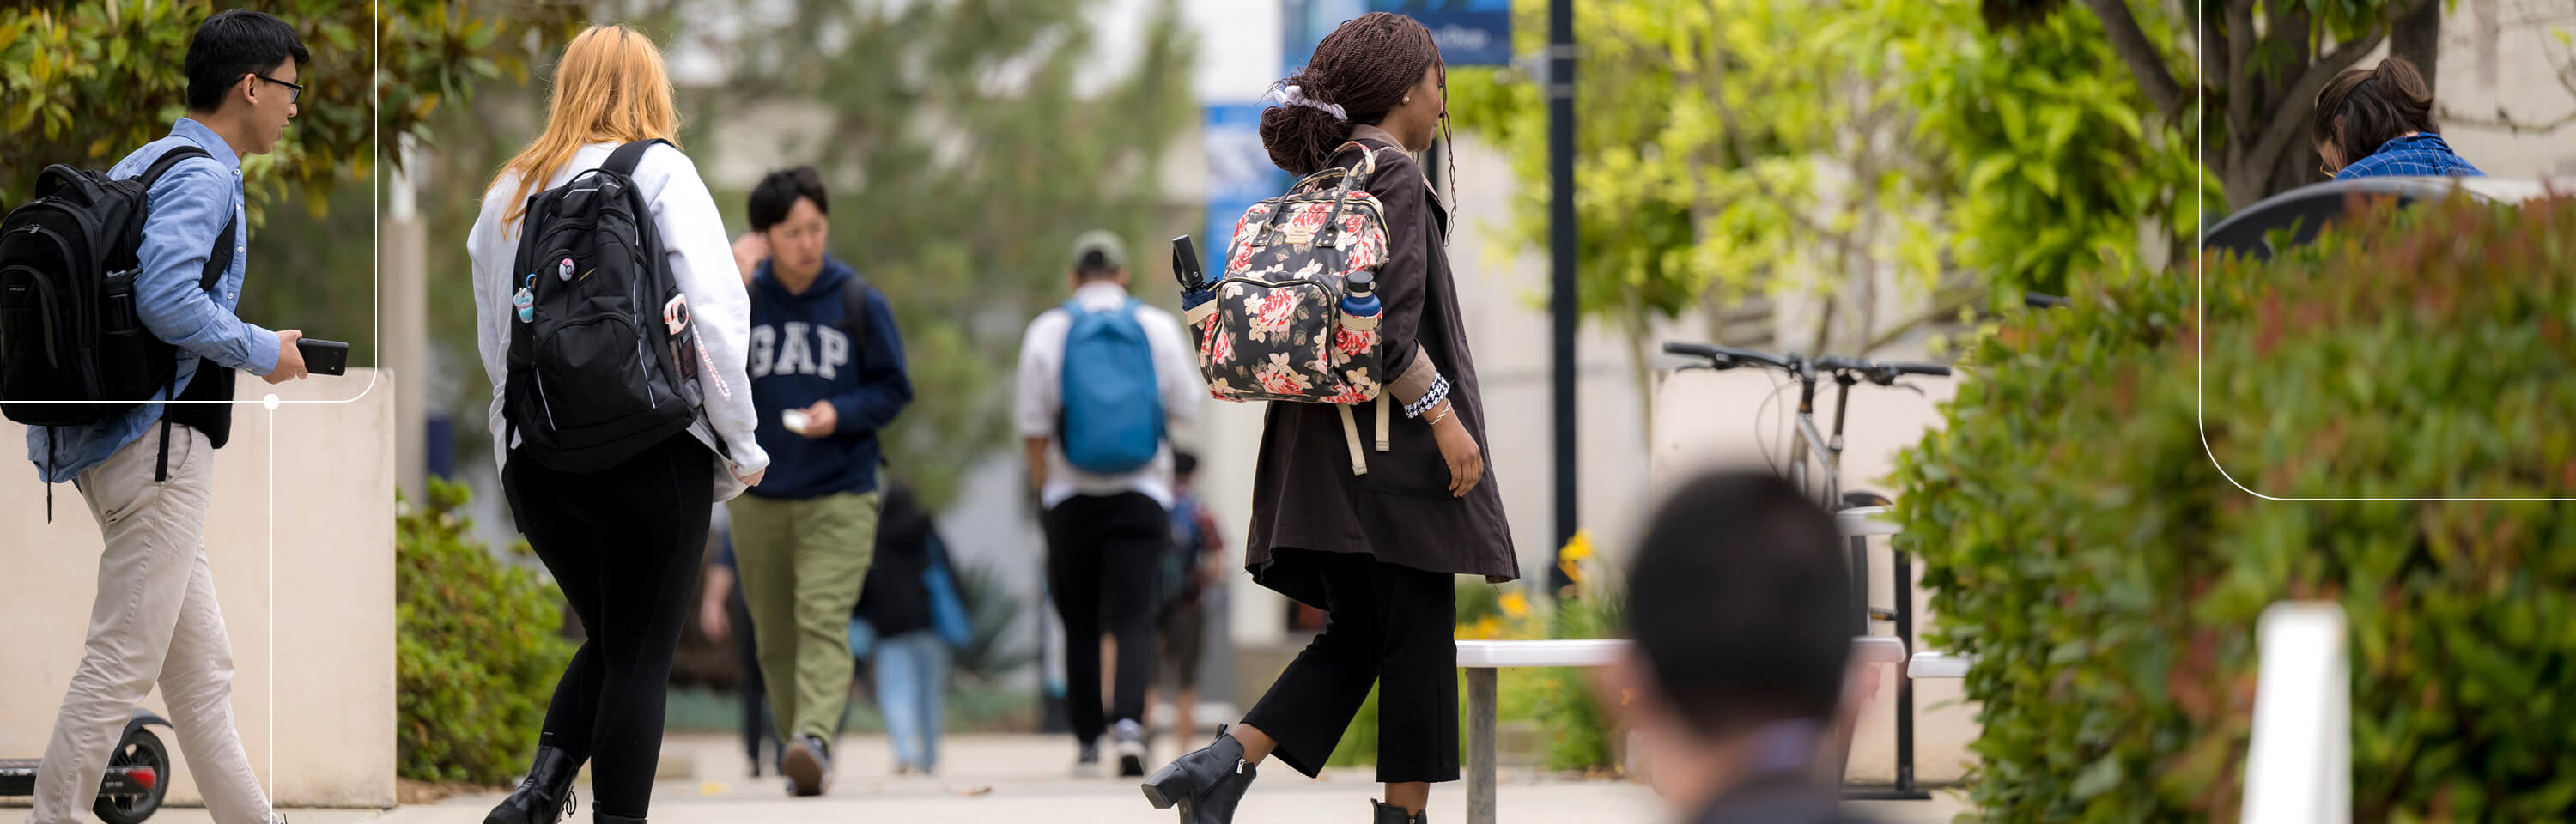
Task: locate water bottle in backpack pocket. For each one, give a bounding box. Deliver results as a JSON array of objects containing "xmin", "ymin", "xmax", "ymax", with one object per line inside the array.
[{"xmin": 1057, "ymin": 297, "xmax": 1165, "ymax": 475}]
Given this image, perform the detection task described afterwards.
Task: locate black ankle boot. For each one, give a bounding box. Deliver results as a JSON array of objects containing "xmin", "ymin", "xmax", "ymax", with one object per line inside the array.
[
  {"xmin": 1140, "ymin": 731, "xmax": 1258, "ymax": 823},
  {"xmin": 483, "ymin": 746, "xmax": 580, "ymax": 824},
  {"xmin": 1371, "ymin": 800, "xmax": 1425, "ymax": 824}
]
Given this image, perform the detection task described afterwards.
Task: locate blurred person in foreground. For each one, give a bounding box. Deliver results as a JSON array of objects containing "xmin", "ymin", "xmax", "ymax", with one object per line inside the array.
[{"xmin": 1605, "ymin": 470, "xmax": 1876, "ymax": 824}]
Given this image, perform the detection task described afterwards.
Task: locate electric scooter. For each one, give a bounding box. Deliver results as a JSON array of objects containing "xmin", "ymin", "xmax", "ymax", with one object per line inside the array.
[{"xmin": 0, "ymin": 708, "xmax": 174, "ymax": 824}]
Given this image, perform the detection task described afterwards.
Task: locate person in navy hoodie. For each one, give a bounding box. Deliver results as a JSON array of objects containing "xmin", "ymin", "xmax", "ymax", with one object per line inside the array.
[{"xmin": 725, "ymin": 166, "xmax": 913, "ymax": 797}]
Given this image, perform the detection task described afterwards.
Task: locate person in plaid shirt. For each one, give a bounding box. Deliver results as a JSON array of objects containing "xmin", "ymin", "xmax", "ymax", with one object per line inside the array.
[{"xmin": 2312, "ymin": 56, "xmax": 2483, "ymax": 181}]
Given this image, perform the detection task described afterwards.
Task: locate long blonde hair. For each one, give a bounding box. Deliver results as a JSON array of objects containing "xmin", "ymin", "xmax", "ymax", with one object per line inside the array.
[{"xmin": 494, "ymin": 25, "xmax": 683, "ymax": 229}]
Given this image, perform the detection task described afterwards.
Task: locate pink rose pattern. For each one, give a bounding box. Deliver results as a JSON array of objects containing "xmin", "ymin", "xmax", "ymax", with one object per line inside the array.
[{"xmin": 1198, "ymin": 147, "xmax": 1399, "ymax": 404}]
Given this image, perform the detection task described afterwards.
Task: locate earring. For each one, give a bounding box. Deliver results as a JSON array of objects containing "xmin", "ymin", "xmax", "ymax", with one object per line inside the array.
[{"xmin": 1404, "ymin": 96, "xmax": 1412, "ymax": 103}]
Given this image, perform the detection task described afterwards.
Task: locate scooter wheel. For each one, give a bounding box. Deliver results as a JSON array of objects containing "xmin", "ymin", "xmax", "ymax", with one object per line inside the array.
[{"xmin": 93, "ymin": 729, "xmax": 167, "ymax": 824}]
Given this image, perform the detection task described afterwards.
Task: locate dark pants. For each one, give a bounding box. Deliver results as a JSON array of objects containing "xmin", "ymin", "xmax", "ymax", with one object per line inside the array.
[
  {"xmin": 1043, "ymin": 492, "xmax": 1168, "ymax": 743},
  {"xmin": 1242, "ymin": 548, "xmax": 1459, "ymax": 784},
  {"xmin": 729, "ymin": 586, "xmax": 774, "ymax": 771},
  {"xmin": 504, "ymin": 435, "xmax": 714, "ymax": 819}
]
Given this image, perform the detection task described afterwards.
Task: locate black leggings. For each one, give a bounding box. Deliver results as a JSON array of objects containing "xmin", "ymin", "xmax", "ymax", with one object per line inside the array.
[
  {"xmin": 503, "ymin": 434, "xmax": 714, "ymax": 818},
  {"xmin": 1241, "ymin": 548, "xmax": 1459, "ymax": 783}
]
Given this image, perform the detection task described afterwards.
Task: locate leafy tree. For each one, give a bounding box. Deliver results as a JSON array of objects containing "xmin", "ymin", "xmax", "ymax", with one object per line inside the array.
[
  {"xmin": 2, "ymin": 1, "xmax": 576, "ymax": 211},
  {"xmin": 1899, "ymin": 0, "xmax": 2213, "ymax": 300},
  {"xmin": 1984, "ymin": 0, "xmax": 2442, "ymax": 208},
  {"xmin": 1449, "ymin": 0, "xmax": 1948, "ymax": 400}
]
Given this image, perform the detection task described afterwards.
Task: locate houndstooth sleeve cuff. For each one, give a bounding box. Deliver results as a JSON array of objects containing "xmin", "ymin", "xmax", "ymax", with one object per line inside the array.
[{"xmin": 1387, "ymin": 343, "xmax": 1442, "ymax": 409}]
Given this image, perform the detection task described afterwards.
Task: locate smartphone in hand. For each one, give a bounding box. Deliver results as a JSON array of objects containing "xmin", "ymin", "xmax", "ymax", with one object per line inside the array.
[{"xmin": 295, "ymin": 338, "xmax": 349, "ymax": 376}]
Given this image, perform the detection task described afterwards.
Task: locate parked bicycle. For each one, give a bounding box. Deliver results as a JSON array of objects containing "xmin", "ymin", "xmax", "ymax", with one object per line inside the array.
[
  {"xmin": 1661, "ymin": 342, "xmax": 1951, "ymax": 509},
  {"xmin": 1661, "ymin": 340, "xmax": 1953, "ymax": 799}
]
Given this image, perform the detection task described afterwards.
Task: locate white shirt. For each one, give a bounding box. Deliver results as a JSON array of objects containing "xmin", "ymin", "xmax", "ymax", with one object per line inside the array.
[
  {"xmin": 466, "ymin": 141, "xmax": 769, "ymax": 500},
  {"xmin": 1015, "ymin": 282, "xmax": 1203, "ymax": 509}
]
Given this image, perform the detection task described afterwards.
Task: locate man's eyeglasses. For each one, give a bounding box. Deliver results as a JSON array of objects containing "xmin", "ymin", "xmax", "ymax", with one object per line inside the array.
[{"xmin": 254, "ymin": 74, "xmax": 302, "ymax": 105}]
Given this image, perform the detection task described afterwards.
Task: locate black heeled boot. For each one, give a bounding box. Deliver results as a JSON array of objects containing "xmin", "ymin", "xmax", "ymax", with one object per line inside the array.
[
  {"xmin": 1140, "ymin": 730, "xmax": 1259, "ymax": 823},
  {"xmin": 483, "ymin": 746, "xmax": 580, "ymax": 824},
  {"xmin": 1371, "ymin": 800, "xmax": 1425, "ymax": 824}
]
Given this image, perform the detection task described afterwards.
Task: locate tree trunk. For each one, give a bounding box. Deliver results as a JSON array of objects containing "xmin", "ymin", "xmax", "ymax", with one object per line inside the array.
[{"xmin": 2391, "ymin": 0, "xmax": 2442, "ymax": 98}]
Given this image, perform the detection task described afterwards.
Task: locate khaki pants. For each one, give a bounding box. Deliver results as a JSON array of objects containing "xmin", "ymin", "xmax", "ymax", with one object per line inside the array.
[
  {"xmin": 726, "ymin": 490, "xmax": 880, "ymax": 742},
  {"xmin": 30, "ymin": 424, "xmax": 274, "ymax": 824}
]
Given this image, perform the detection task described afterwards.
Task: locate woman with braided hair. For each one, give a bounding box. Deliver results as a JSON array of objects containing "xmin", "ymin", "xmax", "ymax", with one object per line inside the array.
[{"xmin": 1140, "ymin": 12, "xmax": 1516, "ymax": 824}]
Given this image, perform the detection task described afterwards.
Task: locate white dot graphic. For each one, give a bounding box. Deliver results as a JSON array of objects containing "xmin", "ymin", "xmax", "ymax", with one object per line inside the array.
[{"xmin": 262, "ymin": 393, "xmax": 280, "ymax": 410}]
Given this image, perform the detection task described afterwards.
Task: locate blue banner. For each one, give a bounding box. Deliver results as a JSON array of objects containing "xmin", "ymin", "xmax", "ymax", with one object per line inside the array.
[
  {"xmin": 1285, "ymin": 0, "xmax": 1512, "ymax": 71},
  {"xmin": 1201, "ymin": 103, "xmax": 1284, "ymax": 280},
  {"xmin": 1378, "ymin": 0, "xmax": 1512, "ymax": 66}
]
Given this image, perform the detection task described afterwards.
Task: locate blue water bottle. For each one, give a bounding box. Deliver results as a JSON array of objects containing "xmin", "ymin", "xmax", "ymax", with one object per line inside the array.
[{"xmin": 1340, "ymin": 271, "xmax": 1381, "ymax": 321}]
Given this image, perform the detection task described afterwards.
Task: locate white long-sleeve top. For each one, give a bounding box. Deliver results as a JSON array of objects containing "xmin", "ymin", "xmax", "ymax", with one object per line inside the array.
[{"xmin": 467, "ymin": 141, "xmax": 769, "ymax": 500}]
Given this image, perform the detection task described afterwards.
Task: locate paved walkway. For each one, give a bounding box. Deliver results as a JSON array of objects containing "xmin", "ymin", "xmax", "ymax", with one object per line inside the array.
[{"xmin": 115, "ymin": 734, "xmax": 1966, "ymax": 823}]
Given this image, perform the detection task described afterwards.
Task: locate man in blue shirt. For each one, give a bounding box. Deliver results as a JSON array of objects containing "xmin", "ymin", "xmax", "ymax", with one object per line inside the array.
[
  {"xmin": 724, "ymin": 167, "xmax": 913, "ymax": 797},
  {"xmin": 21, "ymin": 10, "xmax": 311, "ymax": 824}
]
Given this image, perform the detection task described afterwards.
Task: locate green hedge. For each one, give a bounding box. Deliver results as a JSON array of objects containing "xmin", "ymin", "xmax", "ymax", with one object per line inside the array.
[
  {"xmin": 396, "ymin": 479, "xmax": 576, "ymax": 785},
  {"xmin": 1893, "ymin": 194, "xmax": 2576, "ymax": 821}
]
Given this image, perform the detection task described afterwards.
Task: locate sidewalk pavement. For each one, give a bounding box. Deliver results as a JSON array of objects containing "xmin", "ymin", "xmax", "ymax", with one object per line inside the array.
[{"xmin": 109, "ymin": 733, "xmax": 1967, "ymax": 823}]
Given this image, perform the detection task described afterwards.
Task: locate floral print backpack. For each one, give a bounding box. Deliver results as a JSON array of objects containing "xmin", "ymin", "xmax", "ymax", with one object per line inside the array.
[{"xmin": 1187, "ymin": 141, "xmax": 1397, "ymax": 474}]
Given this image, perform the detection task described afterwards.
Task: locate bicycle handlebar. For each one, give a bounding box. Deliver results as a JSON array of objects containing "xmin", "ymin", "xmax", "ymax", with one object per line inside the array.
[
  {"xmin": 1661, "ymin": 341, "xmax": 1798, "ymax": 373},
  {"xmin": 1668, "ymin": 342, "xmax": 1949, "ymax": 385}
]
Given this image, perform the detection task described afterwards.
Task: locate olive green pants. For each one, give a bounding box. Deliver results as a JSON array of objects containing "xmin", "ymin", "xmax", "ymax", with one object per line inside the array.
[{"xmin": 726, "ymin": 490, "xmax": 880, "ymax": 742}]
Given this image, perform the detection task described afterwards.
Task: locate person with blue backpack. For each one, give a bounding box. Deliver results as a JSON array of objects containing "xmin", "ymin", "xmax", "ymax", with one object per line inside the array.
[{"xmin": 1015, "ymin": 229, "xmax": 1204, "ymax": 778}]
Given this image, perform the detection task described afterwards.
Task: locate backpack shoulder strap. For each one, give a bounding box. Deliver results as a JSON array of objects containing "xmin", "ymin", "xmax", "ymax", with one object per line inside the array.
[
  {"xmin": 135, "ymin": 146, "xmax": 214, "ymax": 189},
  {"xmin": 838, "ymin": 275, "xmax": 875, "ymax": 346},
  {"xmin": 603, "ymin": 138, "xmax": 674, "ymax": 178},
  {"xmin": 202, "ymin": 215, "xmax": 235, "ymax": 294},
  {"xmin": 130, "ymin": 144, "xmax": 237, "ymax": 295}
]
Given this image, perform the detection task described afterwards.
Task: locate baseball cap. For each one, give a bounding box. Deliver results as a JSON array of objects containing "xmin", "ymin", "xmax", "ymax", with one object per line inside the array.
[{"xmin": 1069, "ymin": 229, "xmax": 1130, "ymax": 272}]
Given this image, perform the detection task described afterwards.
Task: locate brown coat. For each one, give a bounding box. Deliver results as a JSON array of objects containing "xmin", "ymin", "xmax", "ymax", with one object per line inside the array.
[{"xmin": 1242, "ymin": 129, "xmax": 1519, "ymax": 608}]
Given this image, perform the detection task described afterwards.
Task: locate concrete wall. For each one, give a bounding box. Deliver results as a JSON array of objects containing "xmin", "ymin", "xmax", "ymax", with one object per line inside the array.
[
  {"xmin": 1649, "ymin": 363, "xmax": 1977, "ymax": 785},
  {"xmin": 1, "ymin": 369, "xmax": 397, "ymax": 808}
]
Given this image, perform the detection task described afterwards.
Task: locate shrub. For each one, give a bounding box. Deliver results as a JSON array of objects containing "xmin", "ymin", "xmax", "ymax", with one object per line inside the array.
[
  {"xmin": 951, "ymin": 557, "xmax": 1036, "ymax": 680},
  {"xmin": 1893, "ymin": 193, "xmax": 2576, "ymax": 821},
  {"xmin": 396, "ymin": 478, "xmax": 576, "ymax": 785}
]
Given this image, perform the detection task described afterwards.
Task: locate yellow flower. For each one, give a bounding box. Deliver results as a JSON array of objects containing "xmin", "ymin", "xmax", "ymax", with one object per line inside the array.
[
  {"xmin": 1500, "ymin": 591, "xmax": 1531, "ymax": 618},
  {"xmin": 1559, "ymin": 530, "xmax": 1595, "ymax": 562}
]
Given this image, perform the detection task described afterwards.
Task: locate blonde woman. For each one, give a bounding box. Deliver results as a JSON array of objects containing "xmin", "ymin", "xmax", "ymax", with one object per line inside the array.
[{"xmin": 465, "ymin": 25, "xmax": 767, "ymax": 824}]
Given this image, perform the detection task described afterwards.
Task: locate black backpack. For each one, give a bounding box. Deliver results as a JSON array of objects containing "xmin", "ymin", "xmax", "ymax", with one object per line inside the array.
[
  {"xmin": 504, "ymin": 139, "xmax": 708, "ymax": 472},
  {"xmin": 0, "ymin": 147, "xmax": 234, "ymax": 428}
]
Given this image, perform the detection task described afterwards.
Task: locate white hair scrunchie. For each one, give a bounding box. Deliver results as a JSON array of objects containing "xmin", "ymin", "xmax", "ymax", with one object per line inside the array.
[{"xmin": 1268, "ymin": 84, "xmax": 1349, "ymax": 122}]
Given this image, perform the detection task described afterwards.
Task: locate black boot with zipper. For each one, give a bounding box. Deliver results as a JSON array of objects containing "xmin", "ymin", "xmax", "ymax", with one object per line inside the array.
[
  {"xmin": 1141, "ymin": 728, "xmax": 1258, "ymax": 823},
  {"xmin": 483, "ymin": 746, "xmax": 580, "ymax": 824}
]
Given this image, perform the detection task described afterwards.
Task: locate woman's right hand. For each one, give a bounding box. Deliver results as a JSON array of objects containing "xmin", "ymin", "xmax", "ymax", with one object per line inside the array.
[
  {"xmin": 734, "ymin": 466, "xmax": 767, "ymax": 488},
  {"xmin": 1430, "ymin": 402, "xmax": 1484, "ymax": 497}
]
